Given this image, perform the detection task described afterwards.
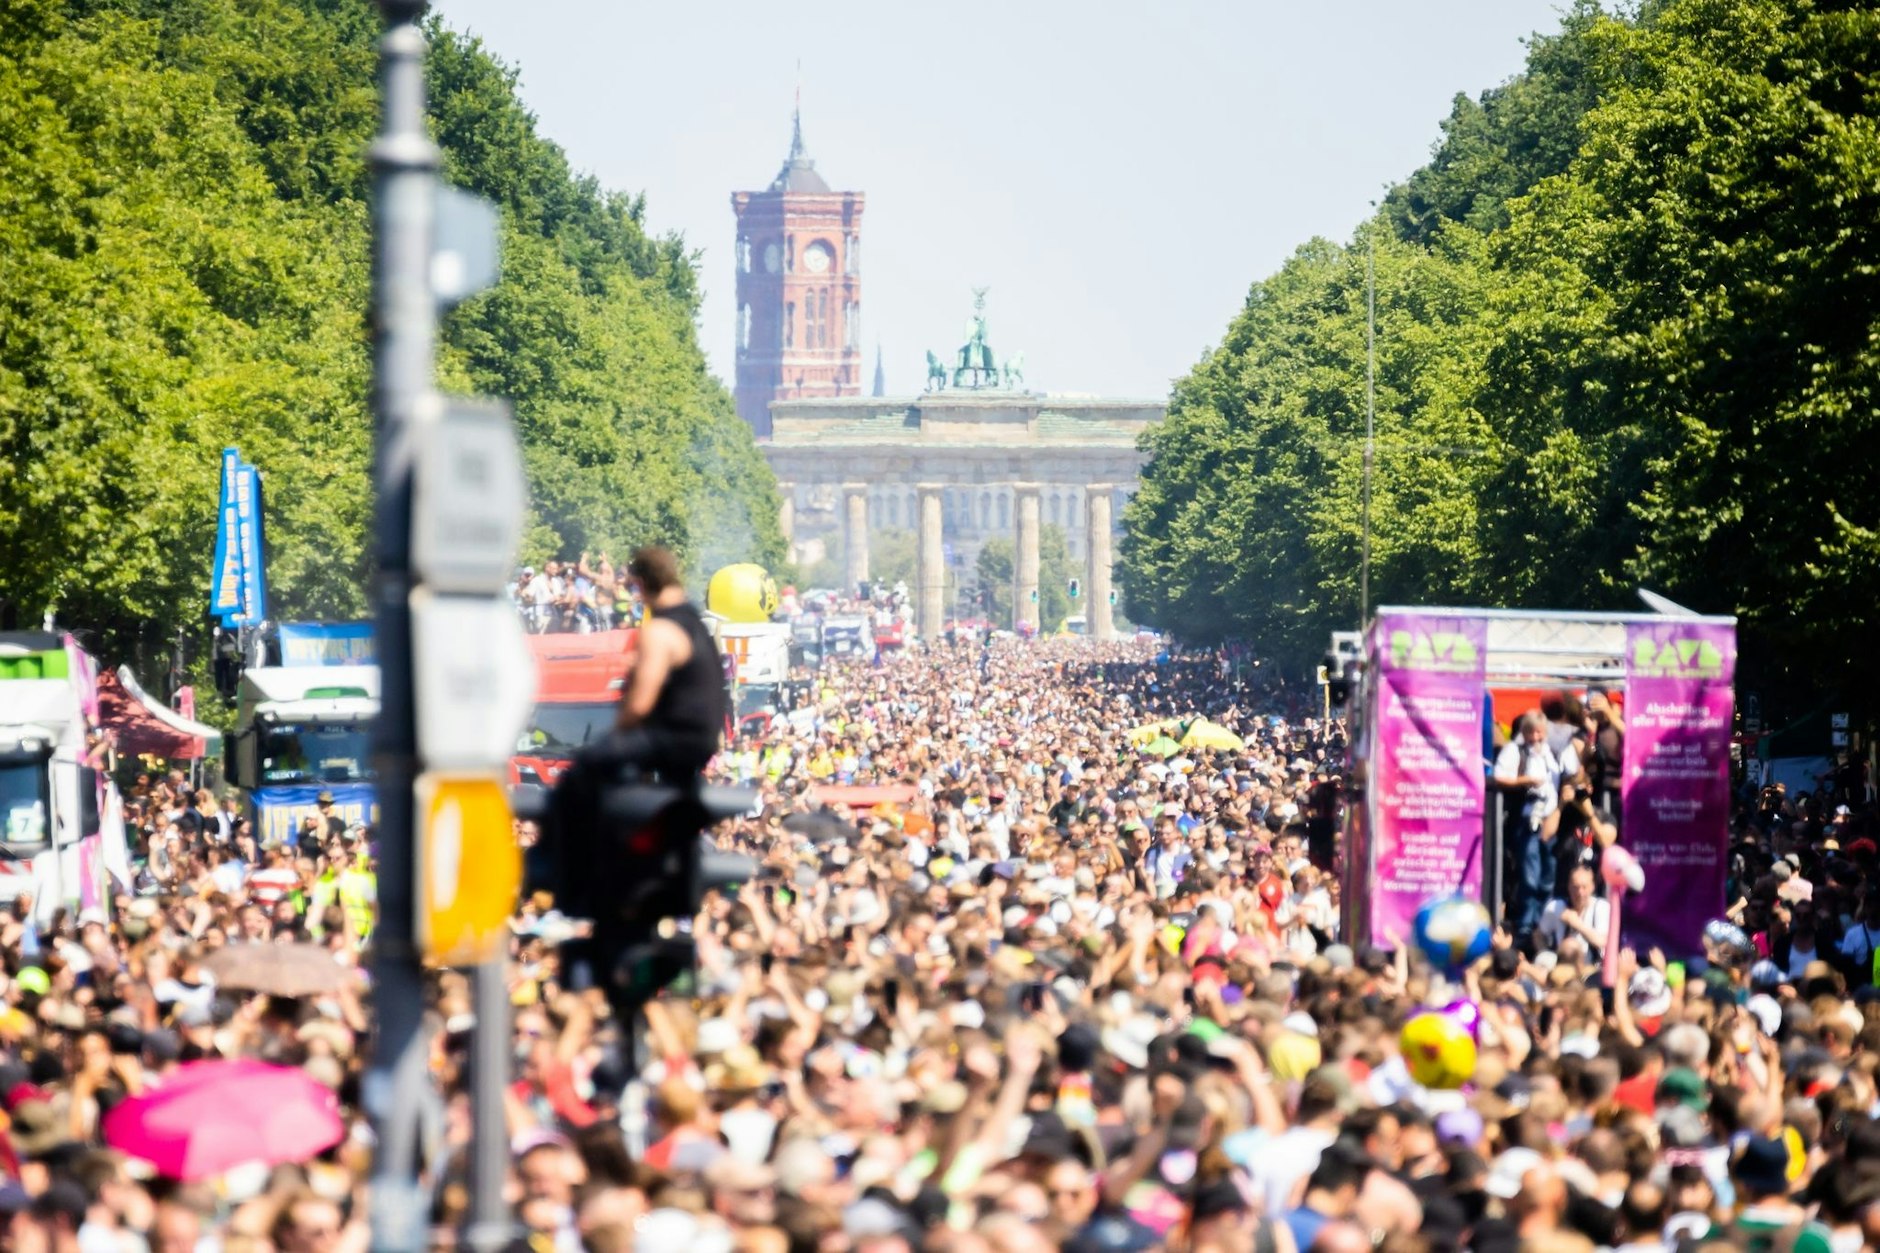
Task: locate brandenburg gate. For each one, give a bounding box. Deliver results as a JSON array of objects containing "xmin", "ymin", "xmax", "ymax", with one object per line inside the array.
[{"xmin": 761, "ymin": 295, "xmax": 1159, "ymax": 640}]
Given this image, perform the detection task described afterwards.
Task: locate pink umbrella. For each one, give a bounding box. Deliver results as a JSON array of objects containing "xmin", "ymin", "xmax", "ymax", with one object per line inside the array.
[{"xmin": 101, "ymin": 1060, "xmax": 343, "ymax": 1180}]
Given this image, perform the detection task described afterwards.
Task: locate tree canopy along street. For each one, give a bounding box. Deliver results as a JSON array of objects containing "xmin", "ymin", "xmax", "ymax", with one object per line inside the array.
[
  {"xmin": 0, "ymin": 0, "xmax": 782, "ymax": 672},
  {"xmin": 1120, "ymin": 0, "xmax": 1880, "ymax": 716}
]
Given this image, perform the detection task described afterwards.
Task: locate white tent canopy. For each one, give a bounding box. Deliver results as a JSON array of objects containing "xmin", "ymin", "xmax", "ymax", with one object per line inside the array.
[{"xmin": 117, "ymin": 666, "xmax": 223, "ymax": 750}]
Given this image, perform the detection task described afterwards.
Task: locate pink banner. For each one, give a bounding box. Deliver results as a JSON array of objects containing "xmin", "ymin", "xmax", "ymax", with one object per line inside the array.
[
  {"xmin": 77, "ymin": 836, "xmax": 103, "ymax": 916},
  {"xmin": 1622, "ymin": 622, "xmax": 1735, "ymax": 956},
  {"xmin": 62, "ymin": 635, "xmax": 100, "ymax": 726},
  {"xmin": 1367, "ymin": 614, "xmax": 1488, "ymax": 949}
]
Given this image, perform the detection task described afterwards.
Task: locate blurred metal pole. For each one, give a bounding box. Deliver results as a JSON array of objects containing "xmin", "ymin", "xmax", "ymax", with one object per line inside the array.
[
  {"xmin": 366, "ymin": 3, "xmax": 437, "ymax": 1250},
  {"xmin": 464, "ymin": 958, "xmax": 512, "ymax": 1253}
]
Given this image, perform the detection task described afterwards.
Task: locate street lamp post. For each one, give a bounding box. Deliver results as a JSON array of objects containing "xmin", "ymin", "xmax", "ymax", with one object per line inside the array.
[
  {"xmin": 365, "ymin": 4, "xmax": 436, "ymax": 1250},
  {"xmin": 1361, "ymin": 237, "xmax": 1375, "ymax": 628}
]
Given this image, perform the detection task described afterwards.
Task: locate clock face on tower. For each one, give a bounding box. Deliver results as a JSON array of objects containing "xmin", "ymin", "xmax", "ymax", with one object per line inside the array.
[
  {"xmin": 803, "ymin": 240, "xmax": 833, "ymax": 274},
  {"xmin": 762, "ymin": 242, "xmax": 781, "ymax": 274}
]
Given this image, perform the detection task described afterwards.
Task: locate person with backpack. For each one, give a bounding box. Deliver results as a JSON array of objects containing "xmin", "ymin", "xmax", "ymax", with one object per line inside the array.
[
  {"xmin": 1495, "ymin": 712, "xmax": 1574, "ymax": 938},
  {"xmin": 1834, "ymin": 894, "xmax": 1880, "ymax": 986}
]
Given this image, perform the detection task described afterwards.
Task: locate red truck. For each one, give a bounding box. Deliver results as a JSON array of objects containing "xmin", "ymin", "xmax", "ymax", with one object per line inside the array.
[{"xmin": 508, "ymin": 630, "xmax": 636, "ymax": 787}]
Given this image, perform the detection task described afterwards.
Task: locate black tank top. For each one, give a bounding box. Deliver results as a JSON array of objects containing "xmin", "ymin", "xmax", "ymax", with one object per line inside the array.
[{"xmin": 647, "ymin": 600, "xmax": 728, "ymax": 750}]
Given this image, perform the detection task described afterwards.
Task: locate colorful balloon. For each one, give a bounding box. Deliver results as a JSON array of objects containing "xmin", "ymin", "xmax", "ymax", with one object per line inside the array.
[
  {"xmin": 1439, "ymin": 998, "xmax": 1482, "ymax": 1040},
  {"xmin": 706, "ymin": 564, "xmax": 780, "ymax": 623},
  {"xmin": 1601, "ymin": 845, "xmax": 1645, "ymax": 894},
  {"xmin": 1412, "ymin": 895, "xmax": 1494, "ymax": 973},
  {"xmin": 1400, "ymin": 1010, "xmax": 1477, "ymax": 1089}
]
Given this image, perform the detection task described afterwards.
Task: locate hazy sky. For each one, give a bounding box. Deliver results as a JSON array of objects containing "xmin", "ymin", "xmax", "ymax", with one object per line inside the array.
[{"xmin": 438, "ymin": 1, "xmax": 1568, "ymax": 401}]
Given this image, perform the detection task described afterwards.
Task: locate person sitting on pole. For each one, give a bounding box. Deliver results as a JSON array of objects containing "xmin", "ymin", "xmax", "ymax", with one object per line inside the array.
[{"xmin": 590, "ymin": 546, "xmax": 727, "ymax": 781}]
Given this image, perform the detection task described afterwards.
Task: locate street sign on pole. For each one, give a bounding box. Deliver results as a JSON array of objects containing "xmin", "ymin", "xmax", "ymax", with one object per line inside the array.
[
  {"xmin": 412, "ymin": 397, "xmax": 526, "ymax": 595},
  {"xmin": 416, "ymin": 771, "xmax": 521, "ymax": 966},
  {"xmin": 410, "ymin": 591, "xmax": 537, "ymax": 769}
]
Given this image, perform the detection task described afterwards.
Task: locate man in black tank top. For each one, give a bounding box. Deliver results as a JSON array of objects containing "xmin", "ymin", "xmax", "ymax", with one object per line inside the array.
[
  {"xmin": 596, "ymin": 545, "xmax": 728, "ymax": 779},
  {"xmin": 544, "ymin": 547, "xmax": 727, "ymax": 920}
]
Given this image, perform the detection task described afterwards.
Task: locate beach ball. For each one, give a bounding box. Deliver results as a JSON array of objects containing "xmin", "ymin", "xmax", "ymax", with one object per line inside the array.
[
  {"xmin": 1413, "ymin": 895, "xmax": 1493, "ymax": 973},
  {"xmin": 706, "ymin": 564, "xmax": 779, "ymax": 623},
  {"xmin": 1400, "ymin": 1011, "xmax": 1477, "ymax": 1090},
  {"xmin": 1439, "ymin": 998, "xmax": 1482, "ymax": 1040}
]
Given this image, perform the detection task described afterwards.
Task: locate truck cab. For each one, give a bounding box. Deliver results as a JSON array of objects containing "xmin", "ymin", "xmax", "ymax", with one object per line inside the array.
[
  {"xmin": 508, "ymin": 630, "xmax": 635, "ymax": 787},
  {"xmin": 0, "ymin": 633, "xmax": 119, "ymax": 919},
  {"xmin": 228, "ymin": 663, "xmax": 379, "ymax": 845},
  {"xmin": 821, "ymin": 615, "xmax": 874, "ymax": 661}
]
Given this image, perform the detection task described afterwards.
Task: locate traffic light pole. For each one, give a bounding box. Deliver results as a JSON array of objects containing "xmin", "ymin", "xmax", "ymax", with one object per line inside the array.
[{"xmin": 366, "ymin": 5, "xmax": 436, "ymax": 1251}]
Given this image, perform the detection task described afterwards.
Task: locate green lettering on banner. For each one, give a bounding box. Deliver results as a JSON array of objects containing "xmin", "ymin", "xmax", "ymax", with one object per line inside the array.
[
  {"xmin": 1632, "ymin": 637, "xmax": 1725, "ymax": 679},
  {"xmin": 1388, "ymin": 629, "xmax": 1480, "ymax": 672}
]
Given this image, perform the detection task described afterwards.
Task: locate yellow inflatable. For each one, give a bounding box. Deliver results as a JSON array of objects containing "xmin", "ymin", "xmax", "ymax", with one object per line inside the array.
[
  {"xmin": 707, "ymin": 564, "xmax": 779, "ymax": 623},
  {"xmin": 1400, "ymin": 1011, "xmax": 1477, "ymax": 1090}
]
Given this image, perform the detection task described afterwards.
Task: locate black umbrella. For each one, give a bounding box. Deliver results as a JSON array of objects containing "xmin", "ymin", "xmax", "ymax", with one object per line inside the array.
[{"xmin": 781, "ymin": 811, "xmax": 858, "ymax": 844}]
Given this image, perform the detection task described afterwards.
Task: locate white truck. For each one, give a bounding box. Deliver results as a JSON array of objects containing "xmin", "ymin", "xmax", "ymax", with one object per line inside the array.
[
  {"xmin": 227, "ymin": 661, "xmax": 380, "ymax": 847},
  {"xmin": 0, "ymin": 632, "xmax": 127, "ymax": 922},
  {"xmin": 708, "ymin": 620, "xmax": 794, "ymax": 722}
]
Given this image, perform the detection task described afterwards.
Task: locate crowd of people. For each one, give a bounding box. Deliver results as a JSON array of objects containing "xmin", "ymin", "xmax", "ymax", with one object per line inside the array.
[
  {"xmin": 510, "ymin": 556, "xmax": 637, "ymax": 635},
  {"xmin": 0, "ymin": 636, "xmax": 1875, "ymax": 1253}
]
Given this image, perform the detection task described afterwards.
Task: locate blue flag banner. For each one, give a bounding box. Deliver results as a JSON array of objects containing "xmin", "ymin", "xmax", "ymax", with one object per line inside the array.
[
  {"xmin": 209, "ymin": 448, "xmax": 244, "ymax": 623},
  {"xmin": 278, "ymin": 623, "xmax": 376, "ymax": 668},
  {"xmin": 231, "ymin": 462, "xmax": 268, "ymax": 626}
]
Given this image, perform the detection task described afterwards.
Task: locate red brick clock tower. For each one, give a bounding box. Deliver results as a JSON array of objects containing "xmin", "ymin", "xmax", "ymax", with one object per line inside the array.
[{"xmin": 731, "ymin": 111, "xmax": 865, "ymax": 438}]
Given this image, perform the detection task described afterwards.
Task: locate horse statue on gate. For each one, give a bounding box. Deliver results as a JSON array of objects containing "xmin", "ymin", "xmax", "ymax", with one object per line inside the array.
[
  {"xmin": 925, "ymin": 350, "xmax": 948, "ymax": 391},
  {"xmin": 1002, "ymin": 352, "xmax": 1025, "ymax": 390}
]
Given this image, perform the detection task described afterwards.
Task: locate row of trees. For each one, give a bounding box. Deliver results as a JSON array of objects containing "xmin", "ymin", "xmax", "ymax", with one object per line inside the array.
[
  {"xmin": 1120, "ymin": 0, "xmax": 1879, "ymax": 710},
  {"xmin": 0, "ymin": 0, "xmax": 782, "ymax": 673}
]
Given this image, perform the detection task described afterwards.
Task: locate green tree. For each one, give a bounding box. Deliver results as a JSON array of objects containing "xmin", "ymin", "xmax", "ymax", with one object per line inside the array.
[
  {"xmin": 1491, "ymin": 0, "xmax": 1880, "ymax": 703},
  {"xmin": 0, "ymin": 0, "xmax": 783, "ymax": 678},
  {"xmin": 973, "ymin": 527, "xmax": 1074, "ymax": 630},
  {"xmin": 975, "ymin": 538, "xmax": 1013, "ymax": 625},
  {"xmin": 1038, "ymin": 525, "xmax": 1073, "ymax": 631},
  {"xmin": 1381, "ymin": 0, "xmax": 1607, "ymax": 244},
  {"xmin": 1121, "ymin": 230, "xmax": 1491, "ymax": 668},
  {"xmin": 1123, "ymin": 0, "xmax": 1880, "ymax": 712}
]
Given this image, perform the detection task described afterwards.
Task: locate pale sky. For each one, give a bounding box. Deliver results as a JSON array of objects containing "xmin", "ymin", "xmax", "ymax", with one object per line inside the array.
[{"xmin": 438, "ymin": 0, "xmax": 1569, "ymax": 401}]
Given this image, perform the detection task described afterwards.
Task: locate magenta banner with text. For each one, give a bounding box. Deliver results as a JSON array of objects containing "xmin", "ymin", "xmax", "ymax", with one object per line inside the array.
[
  {"xmin": 1368, "ymin": 613, "xmax": 1488, "ymax": 949},
  {"xmin": 1621, "ymin": 621, "xmax": 1735, "ymax": 956}
]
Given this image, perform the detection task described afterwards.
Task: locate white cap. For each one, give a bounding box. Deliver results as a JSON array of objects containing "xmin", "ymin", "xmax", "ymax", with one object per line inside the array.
[
  {"xmin": 695, "ymin": 1017, "xmax": 739, "ymax": 1057},
  {"xmin": 1745, "ymin": 993, "xmax": 1782, "ymax": 1038},
  {"xmin": 1486, "ymin": 1147, "xmax": 1545, "ymax": 1200}
]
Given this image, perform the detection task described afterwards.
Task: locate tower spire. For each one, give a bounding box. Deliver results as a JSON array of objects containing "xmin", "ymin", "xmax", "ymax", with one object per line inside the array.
[
  {"xmin": 872, "ymin": 343, "xmax": 886, "ymax": 397},
  {"xmin": 790, "ymin": 63, "xmax": 804, "ymax": 161}
]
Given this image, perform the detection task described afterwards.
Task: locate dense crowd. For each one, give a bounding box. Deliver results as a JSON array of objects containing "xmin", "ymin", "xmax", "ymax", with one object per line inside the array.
[
  {"xmin": 510, "ymin": 557, "xmax": 636, "ymax": 635},
  {"xmin": 0, "ymin": 638, "xmax": 1874, "ymax": 1253}
]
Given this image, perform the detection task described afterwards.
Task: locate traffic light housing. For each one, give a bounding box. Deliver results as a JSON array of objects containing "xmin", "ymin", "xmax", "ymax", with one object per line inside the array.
[
  {"xmin": 1323, "ymin": 654, "xmax": 1358, "ymax": 708},
  {"xmin": 537, "ymin": 769, "xmax": 756, "ymax": 1026}
]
